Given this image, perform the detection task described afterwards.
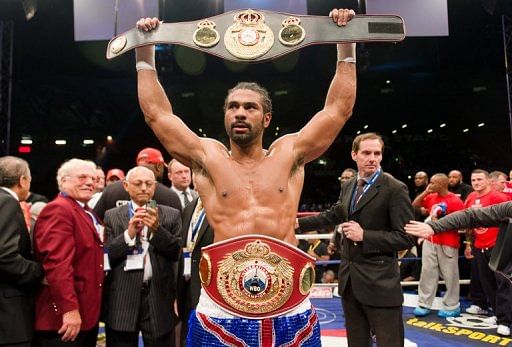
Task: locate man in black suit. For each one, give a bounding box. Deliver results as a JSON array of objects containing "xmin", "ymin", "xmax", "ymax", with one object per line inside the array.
[
  {"xmin": 104, "ymin": 166, "xmax": 181, "ymax": 346},
  {"xmin": 298, "ymin": 133, "xmax": 414, "ymax": 347},
  {"xmin": 94, "ymin": 147, "xmax": 181, "ymax": 220},
  {"xmin": 176, "ymin": 196, "xmax": 213, "ymax": 346},
  {"xmin": 0, "ymin": 156, "xmax": 44, "ymax": 346}
]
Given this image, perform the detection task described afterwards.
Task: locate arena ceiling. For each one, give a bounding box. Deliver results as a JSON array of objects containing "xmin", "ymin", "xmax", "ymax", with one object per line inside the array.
[{"xmin": 1, "ymin": 0, "xmax": 511, "ymax": 200}]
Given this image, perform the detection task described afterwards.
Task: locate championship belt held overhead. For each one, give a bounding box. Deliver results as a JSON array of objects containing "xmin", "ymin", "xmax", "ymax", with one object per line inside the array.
[{"xmin": 107, "ymin": 9, "xmax": 406, "ymax": 63}]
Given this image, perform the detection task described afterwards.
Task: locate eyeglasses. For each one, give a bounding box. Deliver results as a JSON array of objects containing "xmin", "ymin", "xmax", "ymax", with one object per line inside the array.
[
  {"xmin": 66, "ymin": 174, "xmax": 96, "ymax": 182},
  {"xmin": 128, "ymin": 180, "xmax": 155, "ymax": 188}
]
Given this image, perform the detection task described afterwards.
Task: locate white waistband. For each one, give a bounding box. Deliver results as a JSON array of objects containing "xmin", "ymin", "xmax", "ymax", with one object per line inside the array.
[{"xmin": 196, "ymin": 288, "xmax": 312, "ymax": 319}]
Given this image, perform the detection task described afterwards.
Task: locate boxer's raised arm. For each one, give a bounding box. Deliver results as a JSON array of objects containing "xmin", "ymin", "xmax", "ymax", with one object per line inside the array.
[
  {"xmin": 136, "ymin": 18, "xmax": 205, "ymax": 168},
  {"xmin": 293, "ymin": 9, "xmax": 356, "ymax": 164}
]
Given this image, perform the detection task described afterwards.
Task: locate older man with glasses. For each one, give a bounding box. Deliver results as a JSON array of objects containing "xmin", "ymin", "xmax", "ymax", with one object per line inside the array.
[
  {"xmin": 103, "ymin": 166, "xmax": 181, "ymax": 346},
  {"xmin": 33, "ymin": 159, "xmax": 105, "ymax": 347}
]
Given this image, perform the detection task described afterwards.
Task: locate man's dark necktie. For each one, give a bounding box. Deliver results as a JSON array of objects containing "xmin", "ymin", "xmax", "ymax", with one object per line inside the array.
[
  {"xmin": 353, "ymin": 178, "xmax": 367, "ymax": 206},
  {"xmin": 182, "ymin": 191, "xmax": 191, "ymax": 206}
]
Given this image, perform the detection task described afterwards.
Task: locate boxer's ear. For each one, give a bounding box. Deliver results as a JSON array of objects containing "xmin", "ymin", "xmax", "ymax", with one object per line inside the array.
[{"xmin": 263, "ymin": 112, "xmax": 272, "ymax": 128}]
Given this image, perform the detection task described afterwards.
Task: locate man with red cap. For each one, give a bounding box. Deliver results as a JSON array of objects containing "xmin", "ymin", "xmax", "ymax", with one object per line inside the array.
[
  {"xmin": 106, "ymin": 169, "xmax": 125, "ymax": 186},
  {"xmin": 93, "ymin": 148, "xmax": 181, "ymax": 220}
]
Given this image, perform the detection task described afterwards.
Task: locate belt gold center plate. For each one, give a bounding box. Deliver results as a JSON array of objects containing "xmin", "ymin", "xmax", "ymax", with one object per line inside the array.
[{"xmin": 217, "ymin": 239, "xmax": 294, "ymax": 314}]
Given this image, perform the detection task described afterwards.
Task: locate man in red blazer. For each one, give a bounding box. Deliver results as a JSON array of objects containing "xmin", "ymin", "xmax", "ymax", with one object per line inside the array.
[{"xmin": 33, "ymin": 159, "xmax": 105, "ymax": 346}]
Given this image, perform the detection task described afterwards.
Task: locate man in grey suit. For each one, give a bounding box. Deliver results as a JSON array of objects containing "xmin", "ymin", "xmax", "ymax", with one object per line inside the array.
[
  {"xmin": 297, "ymin": 132, "xmax": 414, "ymax": 347},
  {"xmin": 0, "ymin": 156, "xmax": 44, "ymax": 347},
  {"xmin": 104, "ymin": 166, "xmax": 181, "ymax": 346},
  {"xmin": 176, "ymin": 196, "xmax": 213, "ymax": 346}
]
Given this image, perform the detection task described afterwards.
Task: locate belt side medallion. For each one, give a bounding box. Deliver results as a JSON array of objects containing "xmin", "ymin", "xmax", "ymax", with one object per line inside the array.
[
  {"xmin": 217, "ymin": 239, "xmax": 293, "ymax": 314},
  {"xmin": 224, "ymin": 9, "xmax": 274, "ymax": 60},
  {"xmin": 279, "ymin": 16, "xmax": 306, "ymax": 46},
  {"xmin": 110, "ymin": 35, "xmax": 127, "ymax": 54},
  {"xmin": 193, "ymin": 19, "xmax": 220, "ymax": 48}
]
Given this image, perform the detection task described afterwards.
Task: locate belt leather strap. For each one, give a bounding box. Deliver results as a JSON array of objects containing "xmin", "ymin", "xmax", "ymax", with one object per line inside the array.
[{"xmin": 106, "ymin": 9, "xmax": 405, "ymax": 63}]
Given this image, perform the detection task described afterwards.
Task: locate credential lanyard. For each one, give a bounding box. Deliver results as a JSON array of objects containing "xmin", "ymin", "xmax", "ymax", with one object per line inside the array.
[
  {"xmin": 350, "ymin": 170, "xmax": 381, "ymax": 213},
  {"xmin": 191, "ymin": 210, "xmax": 206, "ymax": 242}
]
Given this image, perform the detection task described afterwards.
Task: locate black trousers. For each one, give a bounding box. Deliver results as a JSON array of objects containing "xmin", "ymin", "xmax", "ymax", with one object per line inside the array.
[
  {"xmin": 34, "ymin": 326, "xmax": 98, "ymax": 347},
  {"xmin": 105, "ymin": 328, "xmax": 171, "ymax": 347},
  {"xmin": 106, "ymin": 285, "xmax": 172, "ymax": 347},
  {"xmin": 468, "ymin": 255, "xmax": 488, "ymax": 309},
  {"xmin": 179, "ymin": 280, "xmax": 191, "ymax": 347},
  {"xmin": 474, "ymin": 246, "xmax": 512, "ymax": 325},
  {"xmin": 342, "ymin": 279, "xmax": 404, "ymax": 347}
]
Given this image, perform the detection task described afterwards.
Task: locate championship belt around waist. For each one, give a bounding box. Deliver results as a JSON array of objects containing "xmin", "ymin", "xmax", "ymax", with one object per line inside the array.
[
  {"xmin": 107, "ymin": 9, "xmax": 405, "ymax": 62},
  {"xmin": 199, "ymin": 234, "xmax": 316, "ymax": 319}
]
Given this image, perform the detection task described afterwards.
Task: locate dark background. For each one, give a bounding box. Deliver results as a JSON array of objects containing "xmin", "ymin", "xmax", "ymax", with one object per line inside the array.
[{"xmin": 1, "ymin": 0, "xmax": 511, "ymax": 207}]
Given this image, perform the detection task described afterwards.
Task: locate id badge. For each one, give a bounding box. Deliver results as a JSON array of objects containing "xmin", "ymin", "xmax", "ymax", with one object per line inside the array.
[
  {"xmin": 103, "ymin": 251, "xmax": 111, "ymax": 272},
  {"xmin": 124, "ymin": 249, "xmax": 144, "ymax": 271},
  {"xmin": 97, "ymin": 225, "xmax": 105, "ymax": 243},
  {"xmin": 183, "ymin": 251, "xmax": 191, "ymax": 277}
]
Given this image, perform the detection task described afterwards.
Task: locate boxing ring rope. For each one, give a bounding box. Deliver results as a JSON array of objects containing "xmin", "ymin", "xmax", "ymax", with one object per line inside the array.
[{"xmin": 295, "ymin": 213, "xmax": 470, "ymax": 288}]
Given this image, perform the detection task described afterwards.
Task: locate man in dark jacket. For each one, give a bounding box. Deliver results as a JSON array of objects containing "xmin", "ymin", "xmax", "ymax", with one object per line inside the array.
[
  {"xmin": 298, "ymin": 133, "xmax": 414, "ymax": 346},
  {"xmin": 0, "ymin": 156, "xmax": 44, "ymax": 346}
]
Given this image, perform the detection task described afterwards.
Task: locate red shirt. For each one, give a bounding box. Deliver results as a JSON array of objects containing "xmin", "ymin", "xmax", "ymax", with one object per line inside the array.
[
  {"xmin": 422, "ymin": 192, "xmax": 464, "ymax": 248},
  {"xmin": 502, "ymin": 181, "xmax": 512, "ymax": 199},
  {"xmin": 464, "ymin": 190, "xmax": 510, "ymax": 249}
]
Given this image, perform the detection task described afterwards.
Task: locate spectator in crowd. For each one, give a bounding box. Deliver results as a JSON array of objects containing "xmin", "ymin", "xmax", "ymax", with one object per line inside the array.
[
  {"xmin": 412, "ymin": 171, "xmax": 429, "ymax": 200},
  {"xmin": 103, "ymin": 166, "xmax": 181, "ymax": 346},
  {"xmin": 29, "ymin": 201, "xmax": 47, "ymax": 235},
  {"xmin": 95, "ymin": 167, "xmax": 106, "ymax": 192},
  {"xmin": 88, "ymin": 166, "xmax": 107, "ymax": 209},
  {"xmin": 489, "ymin": 170, "xmax": 508, "ymax": 193},
  {"xmin": 106, "ymin": 168, "xmax": 125, "ymax": 186},
  {"xmin": 0, "ymin": 156, "xmax": 44, "ymax": 347},
  {"xmin": 411, "ymin": 173, "xmax": 464, "ymax": 318},
  {"xmin": 406, "ymin": 201, "xmax": 512, "ymax": 337},
  {"xmin": 322, "ymin": 269, "xmax": 337, "ymax": 283},
  {"xmin": 340, "ymin": 168, "xmax": 357, "ymax": 184},
  {"xmin": 33, "ymin": 159, "xmax": 105, "ymax": 346},
  {"xmin": 411, "ymin": 171, "xmax": 430, "ymax": 226},
  {"xmin": 168, "ymin": 159, "xmax": 198, "ymax": 209},
  {"xmin": 94, "ymin": 148, "xmax": 181, "ymax": 220},
  {"xmin": 462, "ymin": 169, "xmax": 511, "ymax": 336},
  {"xmin": 448, "ymin": 170, "xmax": 473, "ymax": 201}
]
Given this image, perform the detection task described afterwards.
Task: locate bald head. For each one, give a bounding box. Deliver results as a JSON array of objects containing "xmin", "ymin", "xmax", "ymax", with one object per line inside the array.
[
  {"xmin": 124, "ymin": 166, "xmax": 156, "ymax": 205},
  {"xmin": 414, "ymin": 171, "xmax": 428, "ymax": 188},
  {"xmin": 430, "ymin": 173, "xmax": 449, "ymax": 194},
  {"xmin": 448, "ymin": 170, "xmax": 463, "ymax": 188}
]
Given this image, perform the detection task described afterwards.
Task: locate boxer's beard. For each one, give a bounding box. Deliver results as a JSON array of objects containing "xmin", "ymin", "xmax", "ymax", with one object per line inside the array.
[{"xmin": 228, "ymin": 121, "xmax": 263, "ymax": 146}]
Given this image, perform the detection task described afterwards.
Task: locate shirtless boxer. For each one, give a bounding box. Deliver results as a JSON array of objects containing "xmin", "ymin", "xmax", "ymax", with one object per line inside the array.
[{"xmin": 135, "ymin": 8, "xmax": 356, "ymax": 346}]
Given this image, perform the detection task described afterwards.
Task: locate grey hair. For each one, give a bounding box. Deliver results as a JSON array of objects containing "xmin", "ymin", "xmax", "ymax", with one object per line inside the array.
[
  {"xmin": 0, "ymin": 156, "xmax": 30, "ymax": 188},
  {"xmin": 489, "ymin": 170, "xmax": 507, "ymax": 181},
  {"xmin": 56, "ymin": 159, "xmax": 96, "ymax": 191}
]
